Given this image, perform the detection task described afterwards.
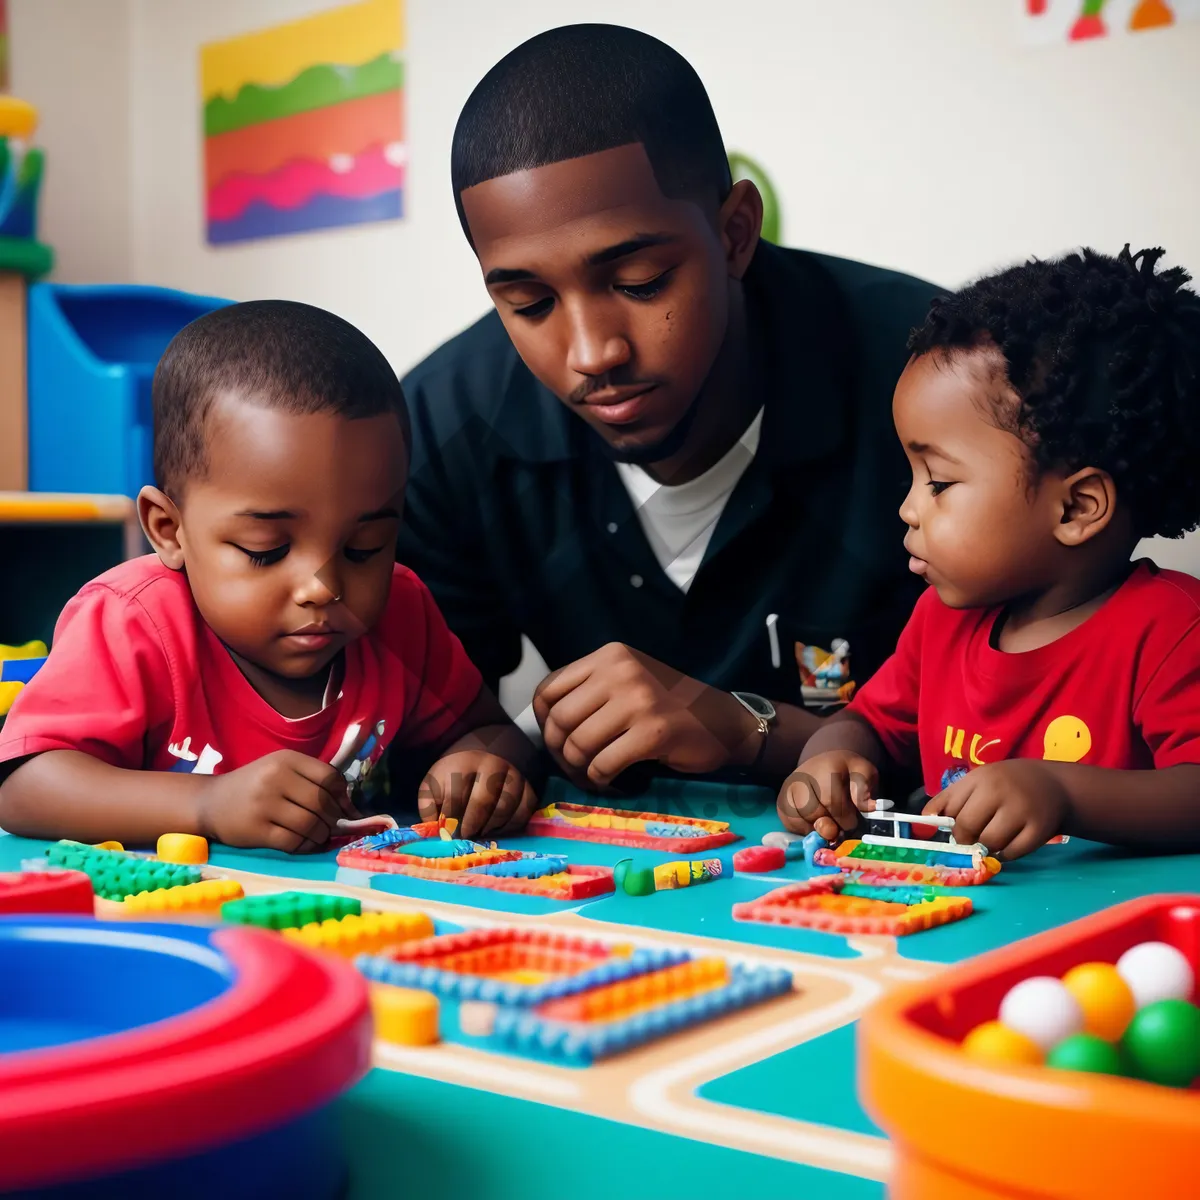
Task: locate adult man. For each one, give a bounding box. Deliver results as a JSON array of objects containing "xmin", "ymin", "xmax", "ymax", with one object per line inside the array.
[{"xmin": 397, "ymin": 24, "xmax": 937, "ymax": 795}]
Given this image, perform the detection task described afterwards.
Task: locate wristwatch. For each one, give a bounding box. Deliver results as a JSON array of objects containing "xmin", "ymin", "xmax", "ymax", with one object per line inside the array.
[{"xmin": 730, "ymin": 692, "xmax": 777, "ymax": 771}]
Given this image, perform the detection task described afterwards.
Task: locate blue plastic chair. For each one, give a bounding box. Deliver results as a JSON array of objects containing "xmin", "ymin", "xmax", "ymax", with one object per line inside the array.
[{"xmin": 27, "ymin": 284, "xmax": 232, "ymax": 498}]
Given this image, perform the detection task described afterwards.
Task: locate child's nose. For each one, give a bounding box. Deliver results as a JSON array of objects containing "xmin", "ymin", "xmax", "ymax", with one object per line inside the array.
[
  {"xmin": 293, "ymin": 568, "xmax": 341, "ymax": 608},
  {"xmin": 899, "ymin": 490, "xmax": 920, "ymax": 529}
]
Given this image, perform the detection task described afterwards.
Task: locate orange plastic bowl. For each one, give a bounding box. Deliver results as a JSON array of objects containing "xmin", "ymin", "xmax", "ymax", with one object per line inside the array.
[{"xmin": 859, "ymin": 894, "xmax": 1200, "ymax": 1199}]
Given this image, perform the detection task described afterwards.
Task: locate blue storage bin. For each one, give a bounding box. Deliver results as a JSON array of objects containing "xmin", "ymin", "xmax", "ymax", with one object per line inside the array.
[{"xmin": 27, "ymin": 283, "xmax": 232, "ymax": 497}]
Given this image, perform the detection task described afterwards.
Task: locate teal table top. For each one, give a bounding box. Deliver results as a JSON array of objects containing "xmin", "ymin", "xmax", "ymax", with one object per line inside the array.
[{"xmin": 5, "ymin": 775, "xmax": 1198, "ymax": 1199}]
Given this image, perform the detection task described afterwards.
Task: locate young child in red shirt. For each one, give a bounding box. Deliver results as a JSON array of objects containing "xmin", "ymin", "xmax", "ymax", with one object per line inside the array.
[
  {"xmin": 0, "ymin": 301, "xmax": 538, "ymax": 850},
  {"xmin": 780, "ymin": 245, "xmax": 1200, "ymax": 860}
]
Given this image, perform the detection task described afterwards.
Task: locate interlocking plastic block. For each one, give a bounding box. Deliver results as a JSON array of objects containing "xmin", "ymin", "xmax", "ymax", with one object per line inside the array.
[
  {"xmin": 371, "ymin": 984, "xmax": 439, "ymax": 1045},
  {"xmin": 119, "ymin": 878, "xmax": 243, "ymax": 916},
  {"xmin": 156, "ymin": 833, "xmax": 209, "ymax": 865},
  {"xmin": 358, "ymin": 928, "xmax": 683, "ymax": 1007},
  {"xmin": 91, "ymin": 841, "xmax": 124, "ymax": 852},
  {"xmin": 283, "ymin": 910, "xmax": 434, "ymax": 957},
  {"xmin": 355, "ymin": 827, "xmax": 422, "ymax": 852},
  {"xmin": 538, "ymin": 957, "xmax": 729, "ymax": 1022},
  {"xmin": 221, "ymin": 891, "xmax": 360, "ymax": 930},
  {"xmin": 0, "ymin": 869, "xmax": 94, "ymax": 914},
  {"xmin": 470, "ymin": 855, "xmax": 568, "ymax": 879},
  {"xmin": 45, "ymin": 841, "xmax": 203, "ymax": 901},
  {"xmin": 487, "ymin": 963, "xmax": 794, "ymax": 1066},
  {"xmin": 733, "ymin": 845, "xmax": 787, "ymax": 873},
  {"xmin": 526, "ymin": 802, "xmax": 739, "ymax": 852},
  {"xmin": 814, "ymin": 839, "xmax": 1000, "ymax": 886},
  {"xmin": 733, "ymin": 875, "xmax": 973, "ymax": 936}
]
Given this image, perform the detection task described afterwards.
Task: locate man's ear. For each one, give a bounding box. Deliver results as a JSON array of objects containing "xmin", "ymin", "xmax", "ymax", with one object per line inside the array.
[
  {"xmin": 1053, "ymin": 467, "xmax": 1118, "ymax": 547},
  {"xmin": 138, "ymin": 486, "xmax": 186, "ymax": 570},
  {"xmin": 718, "ymin": 179, "xmax": 762, "ymax": 281}
]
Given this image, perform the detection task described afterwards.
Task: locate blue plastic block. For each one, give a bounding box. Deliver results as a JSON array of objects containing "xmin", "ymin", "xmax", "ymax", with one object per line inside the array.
[
  {"xmin": 356, "ymin": 828, "xmax": 421, "ymax": 852},
  {"xmin": 28, "ymin": 283, "xmax": 233, "ymax": 497},
  {"xmin": 643, "ymin": 822, "xmax": 706, "ymax": 838},
  {"xmin": 397, "ymin": 839, "xmax": 477, "ymax": 859},
  {"xmin": 928, "ymin": 850, "xmax": 975, "ymax": 868},
  {"xmin": 469, "ymin": 856, "xmax": 567, "ymax": 879}
]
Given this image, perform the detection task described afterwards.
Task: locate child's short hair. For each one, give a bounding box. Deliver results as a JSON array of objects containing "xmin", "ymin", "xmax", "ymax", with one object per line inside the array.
[
  {"xmin": 908, "ymin": 246, "xmax": 1200, "ymax": 539},
  {"xmin": 152, "ymin": 299, "xmax": 409, "ymax": 498}
]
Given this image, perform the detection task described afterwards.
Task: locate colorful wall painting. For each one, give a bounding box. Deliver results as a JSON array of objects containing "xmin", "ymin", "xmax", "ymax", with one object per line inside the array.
[
  {"xmin": 1021, "ymin": 0, "xmax": 1200, "ymax": 44},
  {"xmin": 200, "ymin": 0, "xmax": 404, "ymax": 245}
]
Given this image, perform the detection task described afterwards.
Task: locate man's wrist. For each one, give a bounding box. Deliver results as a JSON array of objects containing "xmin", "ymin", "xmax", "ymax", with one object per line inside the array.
[{"xmin": 725, "ymin": 692, "xmax": 770, "ymax": 770}]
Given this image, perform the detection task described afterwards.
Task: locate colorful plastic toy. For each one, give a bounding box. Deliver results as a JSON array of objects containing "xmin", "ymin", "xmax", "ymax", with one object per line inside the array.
[
  {"xmin": 0, "ymin": 869, "xmax": 93, "ymax": 914},
  {"xmin": 370, "ymin": 984, "xmax": 440, "ymax": 1046},
  {"xmin": 733, "ymin": 845, "xmax": 787, "ymax": 873},
  {"xmin": 0, "ymin": 97, "xmax": 52, "ymax": 276},
  {"xmin": 221, "ymin": 890, "xmax": 359, "ymax": 930},
  {"xmin": 526, "ymin": 802, "xmax": 739, "ymax": 852},
  {"xmin": 0, "ymin": 915, "xmax": 370, "ymax": 1197},
  {"xmin": 613, "ymin": 856, "xmax": 722, "ymax": 895},
  {"xmin": 733, "ymin": 874, "xmax": 973, "ymax": 937},
  {"xmin": 45, "ymin": 841, "xmax": 203, "ymax": 900},
  {"xmin": 283, "ymin": 910, "xmax": 433, "ymax": 958},
  {"xmin": 115, "ymin": 878, "xmax": 244, "ymax": 917},
  {"xmin": 156, "ymin": 832, "xmax": 209, "ymax": 865},
  {"xmin": 813, "ymin": 838, "xmax": 1001, "ymax": 886},
  {"xmin": 336, "ymin": 820, "xmax": 614, "ymax": 900},
  {"xmin": 860, "ymin": 893, "xmax": 1200, "ymax": 1199},
  {"xmin": 358, "ymin": 926, "xmax": 792, "ymax": 1067},
  {"xmin": 0, "ymin": 641, "xmax": 46, "ymax": 715}
]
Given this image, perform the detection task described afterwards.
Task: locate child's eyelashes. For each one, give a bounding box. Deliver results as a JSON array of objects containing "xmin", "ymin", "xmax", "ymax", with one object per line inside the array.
[
  {"xmin": 237, "ymin": 544, "xmax": 289, "ymax": 568},
  {"xmin": 928, "ymin": 480, "xmax": 955, "ymax": 496},
  {"xmin": 615, "ymin": 270, "xmax": 673, "ymax": 301},
  {"xmin": 514, "ymin": 297, "xmax": 553, "ymax": 320},
  {"xmin": 233, "ymin": 544, "xmax": 385, "ymax": 567}
]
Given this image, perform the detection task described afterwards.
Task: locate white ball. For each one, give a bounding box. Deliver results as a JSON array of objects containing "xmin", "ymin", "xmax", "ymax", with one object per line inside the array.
[
  {"xmin": 998, "ymin": 976, "xmax": 1084, "ymax": 1051},
  {"xmin": 763, "ymin": 831, "xmax": 805, "ymax": 849},
  {"xmin": 1116, "ymin": 941, "xmax": 1195, "ymax": 1009}
]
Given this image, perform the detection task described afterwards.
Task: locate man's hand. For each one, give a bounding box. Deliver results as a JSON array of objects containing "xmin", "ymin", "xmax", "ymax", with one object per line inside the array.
[
  {"xmin": 923, "ymin": 759, "xmax": 1069, "ymax": 861},
  {"xmin": 199, "ymin": 750, "xmax": 361, "ymax": 853},
  {"xmin": 418, "ymin": 749, "xmax": 539, "ymax": 841},
  {"xmin": 532, "ymin": 643, "xmax": 761, "ymax": 789},
  {"xmin": 777, "ymin": 749, "xmax": 877, "ymax": 841}
]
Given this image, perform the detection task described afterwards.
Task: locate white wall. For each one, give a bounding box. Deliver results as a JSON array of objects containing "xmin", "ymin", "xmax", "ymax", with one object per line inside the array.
[
  {"xmin": 9, "ymin": 0, "xmax": 132, "ymax": 283},
  {"xmin": 11, "ymin": 1, "xmax": 1200, "ymax": 589}
]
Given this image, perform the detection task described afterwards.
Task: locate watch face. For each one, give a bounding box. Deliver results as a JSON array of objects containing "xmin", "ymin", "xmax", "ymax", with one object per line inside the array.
[{"xmin": 734, "ymin": 692, "xmax": 775, "ymax": 719}]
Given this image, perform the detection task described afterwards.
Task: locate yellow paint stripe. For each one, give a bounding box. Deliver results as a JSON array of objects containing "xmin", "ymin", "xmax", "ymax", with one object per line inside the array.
[{"xmin": 200, "ymin": 0, "xmax": 403, "ymax": 101}]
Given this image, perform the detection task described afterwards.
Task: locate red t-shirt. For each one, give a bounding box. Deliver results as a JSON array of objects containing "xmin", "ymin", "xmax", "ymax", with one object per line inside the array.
[
  {"xmin": 0, "ymin": 556, "xmax": 483, "ymax": 787},
  {"xmin": 849, "ymin": 561, "xmax": 1200, "ymax": 795}
]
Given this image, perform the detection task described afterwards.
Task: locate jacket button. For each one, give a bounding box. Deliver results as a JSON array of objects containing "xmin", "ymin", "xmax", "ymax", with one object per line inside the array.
[
  {"xmin": 630, "ymin": 574, "xmax": 644, "ymax": 588},
  {"xmin": 607, "ymin": 522, "xmax": 618, "ymax": 533}
]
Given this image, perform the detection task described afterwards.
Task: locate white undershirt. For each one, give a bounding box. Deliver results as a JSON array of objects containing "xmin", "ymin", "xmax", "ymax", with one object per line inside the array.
[{"xmin": 615, "ymin": 409, "xmax": 764, "ymax": 592}]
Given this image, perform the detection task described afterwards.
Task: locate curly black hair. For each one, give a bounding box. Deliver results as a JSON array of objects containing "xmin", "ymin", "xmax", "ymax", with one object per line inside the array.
[{"xmin": 908, "ymin": 245, "xmax": 1200, "ymax": 539}]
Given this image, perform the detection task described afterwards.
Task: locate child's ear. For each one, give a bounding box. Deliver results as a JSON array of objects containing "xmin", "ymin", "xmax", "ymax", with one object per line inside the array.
[
  {"xmin": 138, "ymin": 486, "xmax": 186, "ymax": 569},
  {"xmin": 1053, "ymin": 467, "xmax": 1118, "ymax": 547}
]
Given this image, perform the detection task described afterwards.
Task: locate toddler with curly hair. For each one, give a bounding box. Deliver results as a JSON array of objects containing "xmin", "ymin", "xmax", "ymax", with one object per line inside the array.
[{"xmin": 779, "ymin": 245, "xmax": 1200, "ymax": 859}]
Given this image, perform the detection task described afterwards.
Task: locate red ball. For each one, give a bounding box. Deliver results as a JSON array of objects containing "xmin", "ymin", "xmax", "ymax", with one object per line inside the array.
[{"xmin": 733, "ymin": 846, "xmax": 787, "ymax": 873}]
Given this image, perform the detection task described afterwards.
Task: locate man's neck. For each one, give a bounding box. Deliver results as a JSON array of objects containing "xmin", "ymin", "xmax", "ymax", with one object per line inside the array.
[{"xmin": 640, "ymin": 288, "xmax": 758, "ymax": 486}]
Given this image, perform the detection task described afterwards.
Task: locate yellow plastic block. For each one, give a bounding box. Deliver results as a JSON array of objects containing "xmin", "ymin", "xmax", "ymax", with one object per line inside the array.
[
  {"xmin": 542, "ymin": 958, "xmax": 729, "ymax": 1023},
  {"xmin": 92, "ymin": 841, "xmax": 125, "ymax": 852},
  {"xmin": 157, "ymin": 833, "xmax": 209, "ymax": 865},
  {"xmin": 282, "ymin": 910, "xmax": 434, "ymax": 958},
  {"xmin": 119, "ymin": 878, "xmax": 243, "ymax": 916},
  {"xmin": 371, "ymin": 984, "xmax": 439, "ymax": 1045}
]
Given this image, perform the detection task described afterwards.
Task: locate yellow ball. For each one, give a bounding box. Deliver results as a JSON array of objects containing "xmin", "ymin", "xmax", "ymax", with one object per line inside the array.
[
  {"xmin": 961, "ymin": 1020, "xmax": 1044, "ymax": 1067},
  {"xmin": 1062, "ymin": 962, "xmax": 1135, "ymax": 1041},
  {"xmin": 156, "ymin": 833, "xmax": 209, "ymax": 865}
]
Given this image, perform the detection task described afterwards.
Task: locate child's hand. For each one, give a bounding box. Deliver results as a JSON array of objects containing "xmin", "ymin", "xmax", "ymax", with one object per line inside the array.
[
  {"xmin": 777, "ymin": 749, "xmax": 878, "ymax": 841},
  {"xmin": 199, "ymin": 750, "xmax": 361, "ymax": 852},
  {"xmin": 923, "ymin": 760, "xmax": 1069, "ymax": 861},
  {"xmin": 419, "ymin": 750, "xmax": 539, "ymax": 841}
]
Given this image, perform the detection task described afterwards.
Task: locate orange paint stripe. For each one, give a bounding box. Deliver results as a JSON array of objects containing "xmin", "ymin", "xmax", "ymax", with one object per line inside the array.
[{"xmin": 204, "ymin": 90, "xmax": 403, "ymax": 189}]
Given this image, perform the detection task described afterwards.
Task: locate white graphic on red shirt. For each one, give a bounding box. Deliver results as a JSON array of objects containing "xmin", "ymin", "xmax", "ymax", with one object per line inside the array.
[{"xmin": 167, "ymin": 737, "xmax": 223, "ymax": 775}]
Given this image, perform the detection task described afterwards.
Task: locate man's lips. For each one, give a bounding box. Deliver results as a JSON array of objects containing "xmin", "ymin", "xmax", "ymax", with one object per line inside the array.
[{"xmin": 580, "ymin": 383, "xmax": 659, "ymax": 425}]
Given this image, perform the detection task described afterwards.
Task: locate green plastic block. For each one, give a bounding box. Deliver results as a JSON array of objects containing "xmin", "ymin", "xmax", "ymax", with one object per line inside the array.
[
  {"xmin": 851, "ymin": 843, "xmax": 937, "ymax": 866},
  {"xmin": 44, "ymin": 841, "xmax": 202, "ymax": 900},
  {"xmin": 220, "ymin": 891, "xmax": 360, "ymax": 931}
]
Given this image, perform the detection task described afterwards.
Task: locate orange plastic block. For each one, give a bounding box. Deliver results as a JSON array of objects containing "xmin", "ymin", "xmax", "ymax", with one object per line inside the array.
[
  {"xmin": 385, "ymin": 928, "xmax": 617, "ymax": 982},
  {"xmin": 156, "ymin": 833, "xmax": 209, "ymax": 865},
  {"xmin": 538, "ymin": 957, "xmax": 729, "ymax": 1022},
  {"xmin": 733, "ymin": 877, "xmax": 973, "ymax": 937},
  {"xmin": 370, "ymin": 984, "xmax": 439, "ymax": 1045},
  {"xmin": 822, "ymin": 840, "xmax": 1000, "ymax": 887},
  {"xmin": 282, "ymin": 910, "xmax": 434, "ymax": 957},
  {"xmin": 118, "ymin": 878, "xmax": 243, "ymax": 916}
]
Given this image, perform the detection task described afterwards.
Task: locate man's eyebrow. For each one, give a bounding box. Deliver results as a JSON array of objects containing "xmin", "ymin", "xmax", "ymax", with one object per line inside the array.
[
  {"xmin": 586, "ymin": 233, "xmax": 678, "ymax": 266},
  {"xmin": 235, "ymin": 509, "xmax": 296, "ymax": 520},
  {"xmin": 483, "ymin": 233, "xmax": 678, "ymax": 285},
  {"xmin": 907, "ymin": 440, "xmax": 961, "ymax": 464},
  {"xmin": 358, "ymin": 507, "xmax": 400, "ymax": 522}
]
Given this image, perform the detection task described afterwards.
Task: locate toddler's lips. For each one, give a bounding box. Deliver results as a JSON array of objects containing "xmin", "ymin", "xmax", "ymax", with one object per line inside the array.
[
  {"xmin": 908, "ymin": 556, "xmax": 928, "ymax": 576},
  {"xmin": 284, "ymin": 627, "xmax": 338, "ymax": 651}
]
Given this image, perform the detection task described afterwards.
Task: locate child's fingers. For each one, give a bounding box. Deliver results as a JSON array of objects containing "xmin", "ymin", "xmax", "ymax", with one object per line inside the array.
[
  {"xmin": 459, "ymin": 764, "xmax": 510, "ymax": 840},
  {"xmin": 826, "ymin": 772, "xmax": 860, "ymax": 834},
  {"xmin": 996, "ymin": 824, "xmax": 1050, "ymax": 863},
  {"xmin": 479, "ymin": 767, "xmax": 524, "ymax": 838},
  {"xmin": 776, "ymin": 776, "xmax": 818, "ymax": 835}
]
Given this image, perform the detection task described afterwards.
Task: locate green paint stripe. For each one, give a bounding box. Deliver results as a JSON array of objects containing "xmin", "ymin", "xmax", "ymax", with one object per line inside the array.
[{"xmin": 204, "ymin": 52, "xmax": 404, "ymax": 137}]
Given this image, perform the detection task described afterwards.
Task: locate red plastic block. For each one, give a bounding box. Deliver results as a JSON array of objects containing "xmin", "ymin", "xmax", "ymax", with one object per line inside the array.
[
  {"xmin": 526, "ymin": 802, "xmax": 739, "ymax": 852},
  {"xmin": 0, "ymin": 870, "xmax": 94, "ymax": 914},
  {"xmin": 733, "ymin": 845, "xmax": 787, "ymax": 873}
]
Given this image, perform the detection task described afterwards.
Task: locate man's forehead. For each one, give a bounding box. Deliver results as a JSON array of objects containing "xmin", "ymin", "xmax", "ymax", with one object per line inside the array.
[{"xmin": 461, "ymin": 142, "xmax": 697, "ymax": 253}]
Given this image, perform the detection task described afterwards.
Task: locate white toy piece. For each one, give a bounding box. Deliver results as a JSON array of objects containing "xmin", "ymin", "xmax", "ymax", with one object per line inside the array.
[
  {"xmin": 1116, "ymin": 941, "xmax": 1195, "ymax": 1009},
  {"xmin": 999, "ymin": 976, "xmax": 1084, "ymax": 1051}
]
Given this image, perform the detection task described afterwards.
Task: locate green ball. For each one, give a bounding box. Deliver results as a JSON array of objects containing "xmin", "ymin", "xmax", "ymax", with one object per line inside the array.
[
  {"xmin": 1046, "ymin": 1033, "xmax": 1126, "ymax": 1077},
  {"xmin": 1121, "ymin": 999, "xmax": 1200, "ymax": 1088}
]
